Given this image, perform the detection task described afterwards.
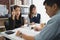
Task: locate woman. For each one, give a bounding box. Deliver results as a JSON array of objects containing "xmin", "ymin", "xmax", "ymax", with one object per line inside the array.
[
  {"xmin": 9, "ymin": 5, "xmax": 24, "ymax": 30},
  {"xmin": 25, "ymin": 4, "xmax": 43, "ymax": 31},
  {"xmin": 28, "ymin": 4, "xmax": 41, "ymax": 24}
]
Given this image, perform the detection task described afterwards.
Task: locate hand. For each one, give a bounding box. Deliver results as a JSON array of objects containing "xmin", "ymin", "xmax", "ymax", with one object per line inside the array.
[
  {"xmin": 16, "ymin": 31, "xmax": 20, "ymax": 36},
  {"xmin": 24, "ymin": 19, "xmax": 28, "ymax": 24},
  {"xmin": 16, "ymin": 31, "xmax": 34, "ymax": 40},
  {"xmin": 34, "ymin": 27, "xmax": 41, "ymax": 31},
  {"xmin": 12, "ymin": 10, "xmax": 16, "ymax": 20},
  {"xmin": 12, "ymin": 10, "xmax": 16, "ymax": 17},
  {"xmin": 34, "ymin": 23, "xmax": 45, "ymax": 31},
  {"xmin": 30, "ymin": 22, "xmax": 35, "ymax": 25}
]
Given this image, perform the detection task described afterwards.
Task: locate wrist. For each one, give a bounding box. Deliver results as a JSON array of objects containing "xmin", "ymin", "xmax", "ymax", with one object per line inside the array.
[{"xmin": 19, "ymin": 32, "xmax": 23, "ymax": 38}]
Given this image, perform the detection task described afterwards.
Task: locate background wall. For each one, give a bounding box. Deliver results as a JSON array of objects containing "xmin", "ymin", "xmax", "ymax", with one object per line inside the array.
[
  {"xmin": 33, "ymin": 0, "xmax": 50, "ymax": 23},
  {"xmin": 0, "ymin": 0, "xmax": 14, "ymax": 9}
]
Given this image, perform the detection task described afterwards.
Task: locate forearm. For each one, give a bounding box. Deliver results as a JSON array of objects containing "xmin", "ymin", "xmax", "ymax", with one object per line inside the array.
[
  {"xmin": 16, "ymin": 31, "xmax": 35, "ymax": 40},
  {"xmin": 22, "ymin": 34, "xmax": 34, "ymax": 40},
  {"xmin": 12, "ymin": 16, "xmax": 15, "ymax": 20}
]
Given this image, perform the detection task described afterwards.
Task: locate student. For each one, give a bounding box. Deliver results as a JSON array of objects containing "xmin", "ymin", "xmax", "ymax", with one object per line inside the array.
[
  {"xmin": 16, "ymin": 0, "xmax": 60, "ymax": 40},
  {"xmin": 28, "ymin": 4, "xmax": 41, "ymax": 24},
  {"xmin": 9, "ymin": 5, "xmax": 24, "ymax": 30}
]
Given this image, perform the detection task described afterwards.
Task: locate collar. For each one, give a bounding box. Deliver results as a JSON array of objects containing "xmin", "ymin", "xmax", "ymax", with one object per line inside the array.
[
  {"xmin": 56, "ymin": 10, "xmax": 60, "ymax": 15},
  {"xmin": 51, "ymin": 10, "xmax": 60, "ymax": 18},
  {"xmin": 32, "ymin": 13, "xmax": 37, "ymax": 17}
]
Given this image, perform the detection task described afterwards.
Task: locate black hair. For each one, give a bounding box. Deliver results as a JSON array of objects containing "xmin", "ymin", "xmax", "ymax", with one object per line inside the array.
[
  {"xmin": 14, "ymin": 5, "xmax": 22, "ymax": 18},
  {"xmin": 10, "ymin": 5, "xmax": 20, "ymax": 12},
  {"xmin": 29, "ymin": 4, "xmax": 36, "ymax": 18},
  {"xmin": 11, "ymin": 5, "xmax": 21, "ymax": 18},
  {"xmin": 13, "ymin": 5, "xmax": 20, "ymax": 10},
  {"xmin": 10, "ymin": 6, "xmax": 14, "ymax": 12},
  {"xmin": 43, "ymin": 0, "xmax": 60, "ymax": 8}
]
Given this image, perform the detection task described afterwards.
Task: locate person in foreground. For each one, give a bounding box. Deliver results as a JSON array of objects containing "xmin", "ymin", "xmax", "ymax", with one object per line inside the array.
[{"xmin": 16, "ymin": 0, "xmax": 60, "ymax": 40}]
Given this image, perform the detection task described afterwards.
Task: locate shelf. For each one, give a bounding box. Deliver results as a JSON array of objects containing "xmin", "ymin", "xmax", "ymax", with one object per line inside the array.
[
  {"xmin": 19, "ymin": 5, "xmax": 30, "ymax": 7},
  {"xmin": 10, "ymin": 5, "xmax": 30, "ymax": 8},
  {"xmin": 0, "ymin": 18, "xmax": 8, "ymax": 20}
]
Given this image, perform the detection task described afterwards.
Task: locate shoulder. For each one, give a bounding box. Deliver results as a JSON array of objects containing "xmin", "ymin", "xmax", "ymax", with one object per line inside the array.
[
  {"xmin": 37, "ymin": 13, "xmax": 40, "ymax": 15},
  {"xmin": 47, "ymin": 14, "xmax": 60, "ymax": 25},
  {"xmin": 37, "ymin": 13, "xmax": 41, "ymax": 16},
  {"xmin": 53, "ymin": 14, "xmax": 60, "ymax": 22}
]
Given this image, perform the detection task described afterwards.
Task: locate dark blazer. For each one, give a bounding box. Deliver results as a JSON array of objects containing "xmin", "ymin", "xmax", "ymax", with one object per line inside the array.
[
  {"xmin": 29, "ymin": 13, "xmax": 41, "ymax": 23},
  {"xmin": 8, "ymin": 16, "xmax": 24, "ymax": 30}
]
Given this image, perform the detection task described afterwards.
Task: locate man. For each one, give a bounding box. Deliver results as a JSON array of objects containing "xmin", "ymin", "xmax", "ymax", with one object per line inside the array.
[{"xmin": 16, "ymin": 0, "xmax": 60, "ymax": 40}]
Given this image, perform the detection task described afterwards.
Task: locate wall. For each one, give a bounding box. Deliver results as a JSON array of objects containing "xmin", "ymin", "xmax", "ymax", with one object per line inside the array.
[{"xmin": 0, "ymin": 0, "xmax": 14, "ymax": 9}]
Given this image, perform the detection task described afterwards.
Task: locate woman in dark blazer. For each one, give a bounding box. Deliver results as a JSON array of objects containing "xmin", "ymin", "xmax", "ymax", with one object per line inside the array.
[
  {"xmin": 8, "ymin": 5, "xmax": 24, "ymax": 30},
  {"xmin": 29, "ymin": 4, "xmax": 41, "ymax": 24}
]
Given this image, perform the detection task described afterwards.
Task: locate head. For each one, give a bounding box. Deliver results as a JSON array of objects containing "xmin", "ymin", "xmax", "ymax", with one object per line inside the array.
[
  {"xmin": 29, "ymin": 4, "xmax": 37, "ymax": 18},
  {"xmin": 30, "ymin": 4, "xmax": 37, "ymax": 14},
  {"xmin": 43, "ymin": 0, "xmax": 60, "ymax": 17},
  {"xmin": 13, "ymin": 5, "xmax": 21, "ymax": 17},
  {"xmin": 11, "ymin": 6, "xmax": 15, "ymax": 16}
]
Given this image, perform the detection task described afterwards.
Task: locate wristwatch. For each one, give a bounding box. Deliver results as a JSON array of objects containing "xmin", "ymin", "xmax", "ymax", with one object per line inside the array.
[{"xmin": 19, "ymin": 32, "xmax": 22, "ymax": 38}]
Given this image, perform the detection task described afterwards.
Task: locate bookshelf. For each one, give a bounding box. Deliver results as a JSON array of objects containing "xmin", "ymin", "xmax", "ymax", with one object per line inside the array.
[
  {"xmin": 12, "ymin": 0, "xmax": 33, "ymax": 15},
  {"xmin": 14, "ymin": 0, "xmax": 32, "ymax": 6}
]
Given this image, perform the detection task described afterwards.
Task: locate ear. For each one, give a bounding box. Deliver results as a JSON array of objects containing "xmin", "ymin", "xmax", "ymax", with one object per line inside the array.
[{"xmin": 52, "ymin": 4, "xmax": 58, "ymax": 10}]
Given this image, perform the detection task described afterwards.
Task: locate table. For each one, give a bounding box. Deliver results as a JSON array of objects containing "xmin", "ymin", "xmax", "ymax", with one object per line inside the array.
[{"xmin": 1, "ymin": 24, "xmax": 40, "ymax": 40}]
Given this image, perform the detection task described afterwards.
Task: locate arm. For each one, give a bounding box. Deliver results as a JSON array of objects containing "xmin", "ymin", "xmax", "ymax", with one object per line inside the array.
[
  {"xmin": 8, "ymin": 17, "xmax": 15, "ymax": 30},
  {"xmin": 22, "ymin": 34, "xmax": 34, "ymax": 40},
  {"xmin": 20, "ymin": 17, "xmax": 24, "ymax": 26},
  {"xmin": 9, "ymin": 10, "xmax": 15, "ymax": 27},
  {"xmin": 11, "ymin": 10, "xmax": 16, "ymax": 20},
  {"xmin": 16, "ymin": 31, "xmax": 34, "ymax": 40}
]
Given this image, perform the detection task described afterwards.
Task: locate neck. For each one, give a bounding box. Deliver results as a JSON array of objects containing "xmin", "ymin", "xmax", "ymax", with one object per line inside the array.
[{"xmin": 50, "ymin": 9, "xmax": 60, "ymax": 17}]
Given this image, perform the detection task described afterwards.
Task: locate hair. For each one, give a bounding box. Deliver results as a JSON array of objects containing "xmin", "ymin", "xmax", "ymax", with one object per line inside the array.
[
  {"xmin": 13, "ymin": 5, "xmax": 20, "ymax": 10},
  {"xmin": 29, "ymin": 4, "xmax": 36, "ymax": 18},
  {"xmin": 43, "ymin": 0, "xmax": 60, "ymax": 8},
  {"xmin": 10, "ymin": 5, "xmax": 20, "ymax": 13},
  {"xmin": 10, "ymin": 6, "xmax": 14, "ymax": 12},
  {"xmin": 11, "ymin": 5, "xmax": 21, "ymax": 18}
]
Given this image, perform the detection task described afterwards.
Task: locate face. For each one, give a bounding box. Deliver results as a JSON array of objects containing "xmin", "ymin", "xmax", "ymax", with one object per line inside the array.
[
  {"xmin": 15, "ymin": 7, "xmax": 21, "ymax": 16},
  {"xmin": 32, "ymin": 7, "xmax": 37, "ymax": 15},
  {"xmin": 45, "ymin": 3, "xmax": 58, "ymax": 17}
]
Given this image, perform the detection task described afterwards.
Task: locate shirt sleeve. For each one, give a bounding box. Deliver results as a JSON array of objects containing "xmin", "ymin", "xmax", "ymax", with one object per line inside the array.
[
  {"xmin": 34, "ymin": 20, "xmax": 59, "ymax": 40},
  {"xmin": 8, "ymin": 17, "xmax": 15, "ymax": 30}
]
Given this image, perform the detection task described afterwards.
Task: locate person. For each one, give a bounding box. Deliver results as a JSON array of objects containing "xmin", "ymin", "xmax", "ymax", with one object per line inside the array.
[
  {"xmin": 8, "ymin": 5, "xmax": 24, "ymax": 30},
  {"xmin": 16, "ymin": 0, "xmax": 60, "ymax": 40},
  {"xmin": 26, "ymin": 4, "xmax": 41, "ymax": 24}
]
